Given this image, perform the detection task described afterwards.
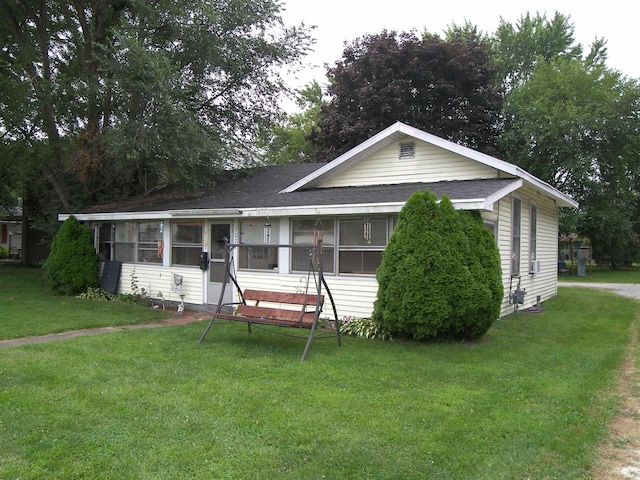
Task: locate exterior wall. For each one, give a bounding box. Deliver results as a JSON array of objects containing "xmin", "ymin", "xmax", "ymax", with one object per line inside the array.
[
  {"xmin": 118, "ymin": 263, "xmax": 205, "ymax": 306},
  {"xmin": 320, "ymin": 137, "xmax": 498, "ymax": 188},
  {"xmin": 496, "ymin": 188, "xmax": 559, "ymax": 317}
]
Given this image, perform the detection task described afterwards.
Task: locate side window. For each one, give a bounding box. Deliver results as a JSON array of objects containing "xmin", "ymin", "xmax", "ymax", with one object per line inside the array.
[
  {"xmin": 114, "ymin": 222, "xmax": 136, "ymax": 263},
  {"xmin": 529, "ymin": 203, "xmax": 538, "ymax": 273},
  {"xmin": 137, "ymin": 221, "xmax": 163, "ymax": 264},
  {"xmin": 511, "ymin": 197, "xmax": 521, "ymax": 276}
]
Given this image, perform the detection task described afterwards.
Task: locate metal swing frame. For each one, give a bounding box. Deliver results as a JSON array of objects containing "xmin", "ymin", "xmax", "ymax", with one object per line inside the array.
[{"xmin": 198, "ymin": 238, "xmax": 341, "ymax": 361}]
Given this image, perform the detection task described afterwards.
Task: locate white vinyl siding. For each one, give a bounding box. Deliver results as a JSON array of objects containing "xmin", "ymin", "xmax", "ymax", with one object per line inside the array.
[
  {"xmin": 320, "ymin": 138, "xmax": 497, "ymax": 188},
  {"xmin": 235, "ymin": 270, "xmax": 379, "ymax": 320},
  {"xmin": 117, "ymin": 264, "xmax": 204, "ymax": 305},
  {"xmin": 529, "ymin": 202, "xmax": 538, "ymax": 272}
]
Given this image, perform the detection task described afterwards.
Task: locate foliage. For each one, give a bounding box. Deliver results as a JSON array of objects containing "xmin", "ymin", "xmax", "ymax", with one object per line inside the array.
[
  {"xmin": 0, "ymin": 0, "xmax": 313, "ymax": 227},
  {"xmin": 42, "ymin": 215, "xmax": 98, "ymax": 295},
  {"xmin": 0, "ymin": 245, "xmax": 8, "ymax": 259},
  {"xmin": 340, "ymin": 316, "xmax": 392, "ymax": 340},
  {"xmin": 0, "ymin": 275, "xmax": 635, "ymax": 478},
  {"xmin": 311, "ymin": 28, "xmax": 503, "ymax": 161},
  {"xmin": 372, "ymin": 190, "xmax": 502, "ymax": 341},
  {"xmin": 501, "ymin": 57, "xmax": 640, "ymax": 267},
  {"xmin": 491, "ymin": 12, "xmax": 592, "ymax": 91},
  {"xmin": 260, "ymin": 81, "xmax": 323, "ymax": 164},
  {"xmin": 76, "ymin": 287, "xmax": 114, "ymax": 302}
]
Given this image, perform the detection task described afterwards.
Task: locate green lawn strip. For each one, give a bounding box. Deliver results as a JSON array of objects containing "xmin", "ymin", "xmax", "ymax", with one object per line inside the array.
[
  {"xmin": 558, "ymin": 264, "xmax": 640, "ymax": 283},
  {"xmin": 0, "ymin": 288, "xmax": 637, "ymax": 479},
  {"xmin": 0, "ymin": 267, "xmax": 173, "ymax": 340}
]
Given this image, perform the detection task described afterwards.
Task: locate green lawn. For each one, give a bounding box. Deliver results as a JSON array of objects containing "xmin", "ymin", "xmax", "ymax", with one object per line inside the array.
[
  {"xmin": 0, "ymin": 266, "xmax": 173, "ymax": 340},
  {"xmin": 0, "ymin": 266, "xmax": 639, "ymax": 479},
  {"xmin": 559, "ymin": 263, "xmax": 640, "ymax": 283}
]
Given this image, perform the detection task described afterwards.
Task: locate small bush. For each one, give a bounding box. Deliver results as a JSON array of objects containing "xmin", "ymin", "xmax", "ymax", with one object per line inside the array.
[
  {"xmin": 76, "ymin": 287, "xmax": 149, "ymax": 306},
  {"xmin": 0, "ymin": 245, "xmax": 8, "ymax": 259},
  {"xmin": 341, "ymin": 316, "xmax": 392, "ymax": 340},
  {"xmin": 43, "ymin": 215, "xmax": 99, "ymax": 295},
  {"xmin": 77, "ymin": 287, "xmax": 114, "ymax": 302}
]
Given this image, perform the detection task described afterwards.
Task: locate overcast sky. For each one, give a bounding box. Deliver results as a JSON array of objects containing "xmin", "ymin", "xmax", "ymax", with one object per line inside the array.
[{"xmin": 280, "ymin": 0, "xmax": 639, "ymax": 93}]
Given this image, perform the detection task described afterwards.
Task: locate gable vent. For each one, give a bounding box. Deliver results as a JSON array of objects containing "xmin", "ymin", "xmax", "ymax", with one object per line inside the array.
[{"xmin": 399, "ymin": 141, "xmax": 415, "ymax": 159}]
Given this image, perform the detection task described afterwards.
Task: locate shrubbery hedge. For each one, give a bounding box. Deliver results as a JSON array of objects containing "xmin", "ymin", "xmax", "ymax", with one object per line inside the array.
[
  {"xmin": 43, "ymin": 215, "xmax": 99, "ymax": 295},
  {"xmin": 372, "ymin": 190, "xmax": 502, "ymax": 341}
]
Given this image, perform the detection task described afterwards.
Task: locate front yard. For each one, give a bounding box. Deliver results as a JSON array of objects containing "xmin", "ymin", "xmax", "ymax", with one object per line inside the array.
[{"xmin": 1, "ymin": 266, "xmax": 639, "ymax": 479}]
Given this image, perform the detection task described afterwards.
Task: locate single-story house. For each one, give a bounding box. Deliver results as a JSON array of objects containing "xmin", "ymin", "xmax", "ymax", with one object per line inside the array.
[{"xmin": 60, "ymin": 122, "xmax": 577, "ymax": 318}]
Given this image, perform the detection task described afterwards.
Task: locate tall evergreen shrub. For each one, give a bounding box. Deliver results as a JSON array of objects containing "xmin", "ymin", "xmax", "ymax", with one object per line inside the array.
[
  {"xmin": 372, "ymin": 190, "xmax": 502, "ymax": 341},
  {"xmin": 43, "ymin": 215, "xmax": 99, "ymax": 295}
]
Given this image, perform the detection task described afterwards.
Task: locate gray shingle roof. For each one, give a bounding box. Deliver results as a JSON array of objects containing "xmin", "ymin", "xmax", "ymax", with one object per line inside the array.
[{"xmin": 79, "ymin": 163, "xmax": 518, "ymax": 215}]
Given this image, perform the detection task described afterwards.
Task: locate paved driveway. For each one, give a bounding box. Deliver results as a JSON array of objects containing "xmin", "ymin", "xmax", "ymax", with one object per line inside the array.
[{"xmin": 560, "ymin": 282, "xmax": 640, "ymax": 300}]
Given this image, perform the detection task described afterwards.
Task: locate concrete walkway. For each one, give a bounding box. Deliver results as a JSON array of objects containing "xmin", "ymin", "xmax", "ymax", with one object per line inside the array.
[
  {"xmin": 0, "ymin": 313, "xmax": 203, "ymax": 348},
  {"xmin": 560, "ymin": 282, "xmax": 640, "ymax": 300}
]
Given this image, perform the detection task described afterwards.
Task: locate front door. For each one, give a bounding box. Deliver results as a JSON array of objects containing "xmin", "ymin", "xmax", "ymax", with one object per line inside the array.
[{"xmin": 207, "ymin": 223, "xmax": 232, "ymax": 306}]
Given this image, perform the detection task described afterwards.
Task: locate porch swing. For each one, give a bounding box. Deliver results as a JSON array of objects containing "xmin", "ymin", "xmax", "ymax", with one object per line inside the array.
[{"xmin": 198, "ymin": 237, "xmax": 341, "ymax": 361}]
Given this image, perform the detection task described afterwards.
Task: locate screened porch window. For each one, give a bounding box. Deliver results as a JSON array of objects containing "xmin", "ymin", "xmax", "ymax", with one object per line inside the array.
[
  {"xmin": 291, "ymin": 218, "xmax": 335, "ymax": 273},
  {"xmin": 239, "ymin": 219, "xmax": 279, "ymax": 270},
  {"xmin": 338, "ymin": 217, "xmax": 388, "ymax": 274},
  {"xmin": 96, "ymin": 221, "xmax": 163, "ymax": 264},
  {"xmin": 171, "ymin": 221, "xmax": 203, "ymax": 266}
]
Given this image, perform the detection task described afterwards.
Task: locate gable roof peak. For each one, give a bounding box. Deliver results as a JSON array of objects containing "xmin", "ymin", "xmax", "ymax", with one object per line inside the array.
[{"xmin": 280, "ymin": 122, "xmax": 577, "ymax": 208}]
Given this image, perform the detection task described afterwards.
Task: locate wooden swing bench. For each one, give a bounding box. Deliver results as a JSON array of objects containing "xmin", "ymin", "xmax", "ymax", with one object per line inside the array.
[{"xmin": 213, "ymin": 289, "xmax": 324, "ymax": 329}]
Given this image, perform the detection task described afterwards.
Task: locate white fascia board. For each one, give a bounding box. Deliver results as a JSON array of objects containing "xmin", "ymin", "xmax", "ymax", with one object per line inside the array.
[
  {"xmin": 58, "ymin": 211, "xmax": 169, "ymax": 222},
  {"xmin": 239, "ymin": 203, "xmax": 407, "ymax": 217},
  {"xmin": 452, "ymin": 199, "xmax": 494, "ymax": 211},
  {"xmin": 240, "ymin": 198, "xmax": 495, "ymax": 217},
  {"xmin": 169, "ymin": 209, "xmax": 241, "ymax": 217},
  {"xmin": 483, "ymin": 179, "xmax": 524, "ymax": 209},
  {"xmin": 516, "ymin": 168, "xmax": 578, "ymax": 208}
]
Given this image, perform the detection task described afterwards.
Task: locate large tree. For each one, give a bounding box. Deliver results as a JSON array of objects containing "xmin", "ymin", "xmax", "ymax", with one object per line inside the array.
[
  {"xmin": 492, "ymin": 12, "xmax": 589, "ymax": 92},
  {"xmin": 501, "ymin": 57, "xmax": 640, "ymax": 267},
  {"xmin": 495, "ymin": 12, "xmax": 640, "ymax": 267},
  {"xmin": 311, "ymin": 28, "xmax": 504, "ymax": 161},
  {"xmin": 0, "ymin": 0, "xmax": 312, "ymax": 224},
  {"xmin": 260, "ymin": 80, "xmax": 323, "ymax": 164}
]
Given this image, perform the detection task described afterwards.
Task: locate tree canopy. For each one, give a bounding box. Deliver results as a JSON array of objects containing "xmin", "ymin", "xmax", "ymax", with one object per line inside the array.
[
  {"xmin": 310, "ymin": 29, "xmax": 504, "ymax": 161},
  {"xmin": 0, "ymin": 0, "xmax": 313, "ymax": 226},
  {"xmin": 496, "ymin": 13, "xmax": 640, "ymax": 266}
]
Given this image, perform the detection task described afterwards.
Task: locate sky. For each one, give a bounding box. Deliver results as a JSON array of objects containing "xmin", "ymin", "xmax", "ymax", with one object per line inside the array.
[{"xmin": 280, "ymin": 0, "xmax": 639, "ymax": 95}]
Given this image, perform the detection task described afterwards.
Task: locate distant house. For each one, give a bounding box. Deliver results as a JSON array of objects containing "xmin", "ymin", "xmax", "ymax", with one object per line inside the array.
[
  {"xmin": 59, "ymin": 122, "xmax": 577, "ymax": 318},
  {"xmin": 1, "ymin": 205, "xmax": 22, "ymax": 260}
]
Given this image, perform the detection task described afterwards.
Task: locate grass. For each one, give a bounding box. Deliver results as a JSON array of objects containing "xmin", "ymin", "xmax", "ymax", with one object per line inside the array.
[
  {"xmin": 0, "ymin": 266, "xmax": 173, "ymax": 340},
  {"xmin": 558, "ymin": 263, "xmax": 640, "ymax": 283},
  {"xmin": 0, "ymin": 267, "xmax": 639, "ymax": 478}
]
